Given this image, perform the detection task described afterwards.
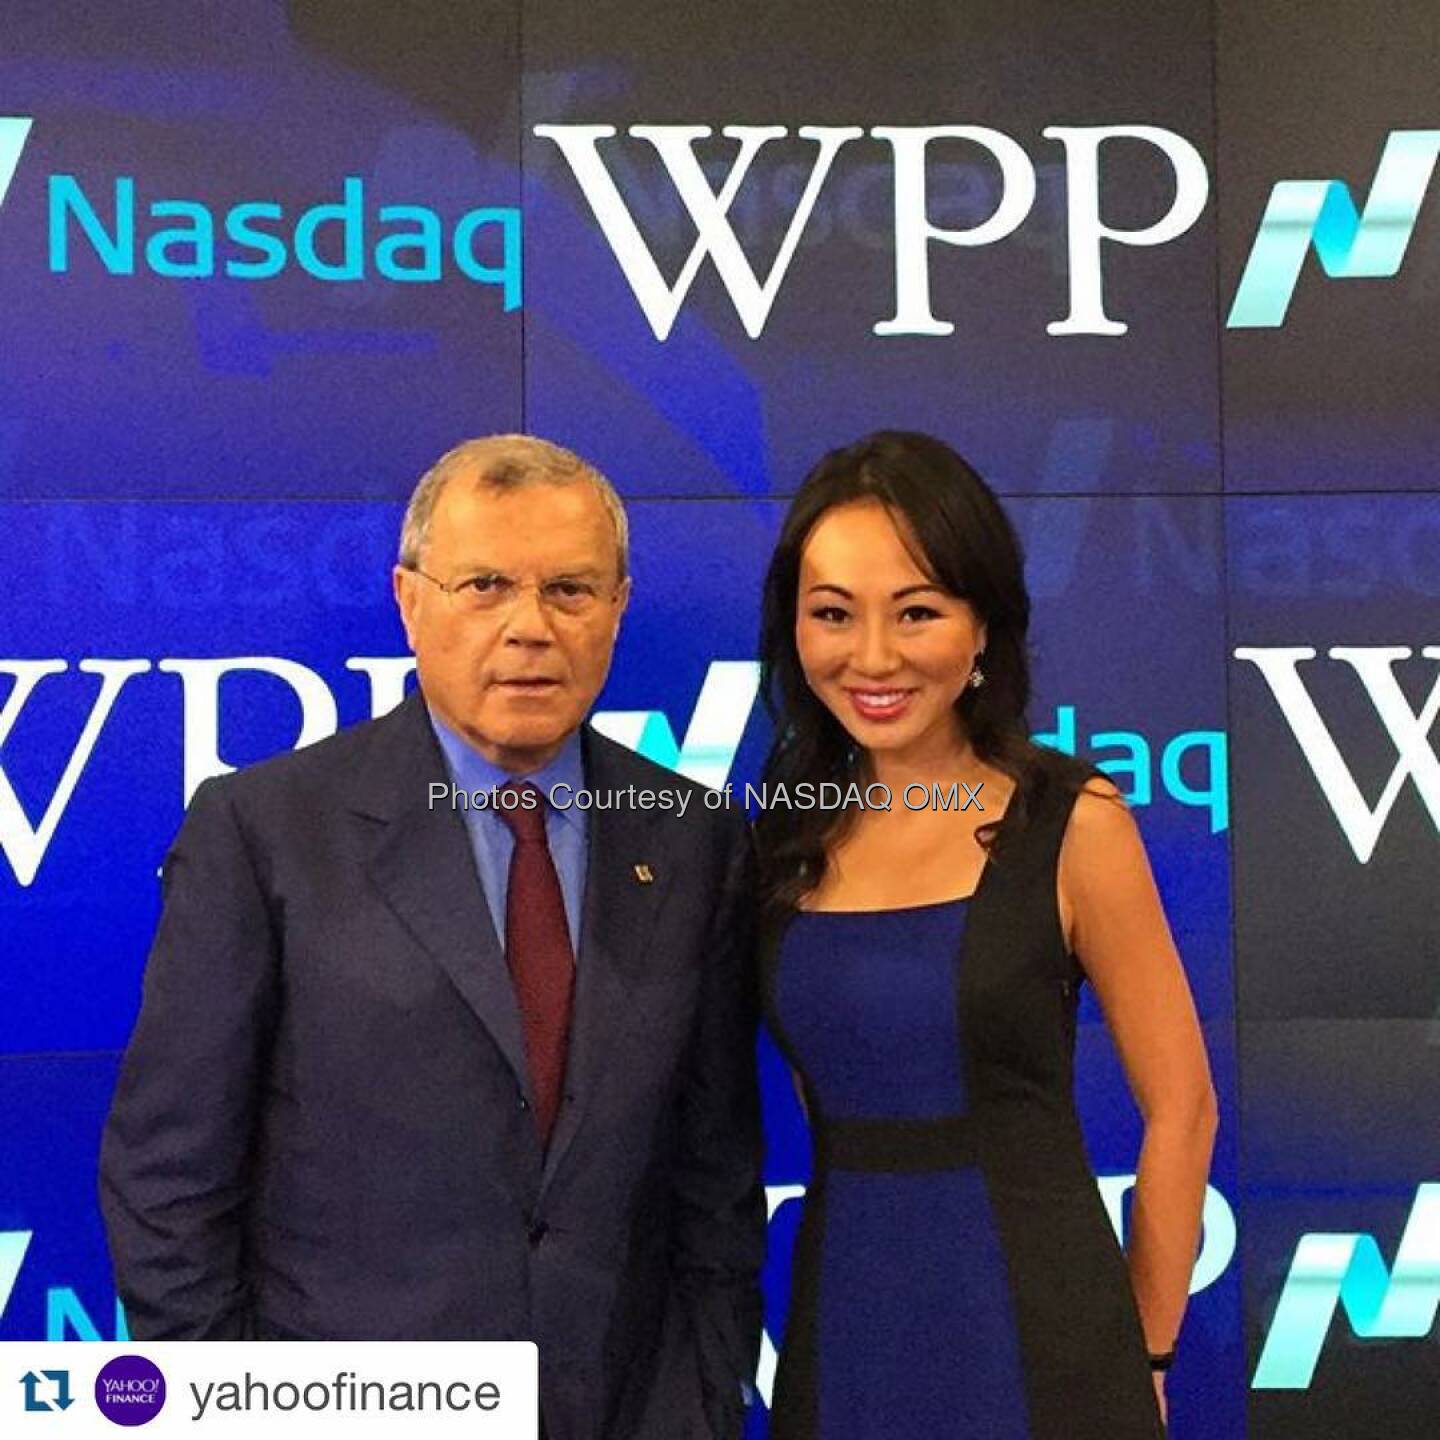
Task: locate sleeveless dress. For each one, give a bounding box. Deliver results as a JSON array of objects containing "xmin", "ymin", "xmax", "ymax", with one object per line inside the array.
[{"xmin": 761, "ymin": 780, "xmax": 1165, "ymax": 1439}]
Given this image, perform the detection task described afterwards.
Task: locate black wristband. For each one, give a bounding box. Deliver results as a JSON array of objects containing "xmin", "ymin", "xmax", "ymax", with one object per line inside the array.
[{"xmin": 1148, "ymin": 1350, "xmax": 1176, "ymax": 1373}]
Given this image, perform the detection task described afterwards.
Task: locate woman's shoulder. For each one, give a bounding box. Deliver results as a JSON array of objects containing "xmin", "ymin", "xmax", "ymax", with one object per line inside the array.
[
  {"xmin": 1054, "ymin": 765, "xmax": 1145, "ymax": 891},
  {"xmin": 1000, "ymin": 741, "xmax": 1109, "ymax": 826}
]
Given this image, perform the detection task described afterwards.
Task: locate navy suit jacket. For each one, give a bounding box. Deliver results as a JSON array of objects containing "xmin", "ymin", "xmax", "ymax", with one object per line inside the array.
[{"xmin": 100, "ymin": 690, "xmax": 765, "ymax": 1440}]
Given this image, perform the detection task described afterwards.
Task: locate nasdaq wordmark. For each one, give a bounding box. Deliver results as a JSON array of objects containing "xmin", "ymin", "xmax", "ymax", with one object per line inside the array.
[{"xmin": 0, "ymin": 117, "xmax": 520, "ymax": 301}]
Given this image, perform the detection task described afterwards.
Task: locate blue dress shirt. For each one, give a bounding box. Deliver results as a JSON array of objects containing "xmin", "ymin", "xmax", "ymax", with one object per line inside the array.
[{"xmin": 428, "ymin": 708, "xmax": 589, "ymax": 956}]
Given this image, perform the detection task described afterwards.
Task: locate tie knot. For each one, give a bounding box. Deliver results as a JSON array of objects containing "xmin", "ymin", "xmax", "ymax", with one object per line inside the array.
[{"xmin": 496, "ymin": 781, "xmax": 548, "ymax": 843}]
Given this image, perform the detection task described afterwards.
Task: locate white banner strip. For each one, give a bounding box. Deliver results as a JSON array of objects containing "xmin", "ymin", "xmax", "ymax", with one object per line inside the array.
[{"xmin": 0, "ymin": 1342, "xmax": 537, "ymax": 1439}]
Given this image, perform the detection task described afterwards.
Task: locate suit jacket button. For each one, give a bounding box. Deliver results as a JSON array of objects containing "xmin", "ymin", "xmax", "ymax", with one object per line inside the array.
[{"xmin": 528, "ymin": 1220, "xmax": 549, "ymax": 1247}]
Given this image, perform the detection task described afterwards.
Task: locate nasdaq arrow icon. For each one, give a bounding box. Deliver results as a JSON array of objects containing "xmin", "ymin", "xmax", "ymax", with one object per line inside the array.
[
  {"xmin": 0, "ymin": 117, "xmax": 33, "ymax": 211},
  {"xmin": 1228, "ymin": 129, "xmax": 1440, "ymax": 327},
  {"xmin": 1254, "ymin": 1184, "xmax": 1440, "ymax": 1388}
]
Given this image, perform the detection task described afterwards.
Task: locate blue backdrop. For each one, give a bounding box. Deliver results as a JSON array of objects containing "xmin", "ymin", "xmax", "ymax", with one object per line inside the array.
[{"xmin": 2, "ymin": 3, "xmax": 1437, "ymax": 1436}]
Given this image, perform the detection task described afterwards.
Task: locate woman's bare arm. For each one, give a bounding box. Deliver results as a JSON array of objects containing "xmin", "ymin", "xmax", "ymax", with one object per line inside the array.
[{"xmin": 1059, "ymin": 778, "xmax": 1219, "ymax": 1365}]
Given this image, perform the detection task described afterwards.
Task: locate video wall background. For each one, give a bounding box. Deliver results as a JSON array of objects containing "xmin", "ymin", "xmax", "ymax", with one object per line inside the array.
[{"xmin": 1, "ymin": 2, "xmax": 1436, "ymax": 1437}]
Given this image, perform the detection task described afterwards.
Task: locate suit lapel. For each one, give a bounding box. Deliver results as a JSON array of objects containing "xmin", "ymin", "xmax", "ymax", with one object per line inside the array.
[
  {"xmin": 353, "ymin": 692, "xmax": 533, "ymax": 1104},
  {"xmin": 348, "ymin": 700, "xmax": 675, "ymax": 1181},
  {"xmin": 540, "ymin": 729, "xmax": 674, "ymax": 1193}
]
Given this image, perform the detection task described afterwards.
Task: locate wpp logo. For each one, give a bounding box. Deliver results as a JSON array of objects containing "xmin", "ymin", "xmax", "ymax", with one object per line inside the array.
[
  {"xmin": 1228, "ymin": 130, "xmax": 1440, "ymax": 327},
  {"xmin": 1234, "ymin": 646, "xmax": 1440, "ymax": 862},
  {"xmin": 537, "ymin": 122, "xmax": 1211, "ymax": 339},
  {"xmin": 1254, "ymin": 1184, "xmax": 1440, "ymax": 1388}
]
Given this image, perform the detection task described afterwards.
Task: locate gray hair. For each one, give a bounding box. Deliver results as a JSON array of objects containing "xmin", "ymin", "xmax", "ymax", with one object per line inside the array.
[{"xmin": 397, "ymin": 434, "xmax": 630, "ymax": 579}]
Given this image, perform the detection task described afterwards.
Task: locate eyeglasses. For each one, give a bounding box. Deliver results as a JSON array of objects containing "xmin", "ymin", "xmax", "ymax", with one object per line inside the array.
[{"xmin": 406, "ymin": 566, "xmax": 618, "ymax": 618}]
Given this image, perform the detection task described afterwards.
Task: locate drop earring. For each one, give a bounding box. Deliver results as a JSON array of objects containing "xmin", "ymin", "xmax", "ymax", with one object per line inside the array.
[{"xmin": 967, "ymin": 655, "xmax": 986, "ymax": 690}]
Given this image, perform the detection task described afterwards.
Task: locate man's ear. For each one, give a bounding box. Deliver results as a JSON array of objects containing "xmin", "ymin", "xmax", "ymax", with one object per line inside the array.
[
  {"xmin": 614, "ymin": 575, "xmax": 633, "ymax": 622},
  {"xmin": 392, "ymin": 566, "xmax": 419, "ymax": 651}
]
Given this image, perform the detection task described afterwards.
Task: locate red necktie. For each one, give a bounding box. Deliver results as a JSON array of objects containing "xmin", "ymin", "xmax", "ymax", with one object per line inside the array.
[{"xmin": 497, "ymin": 782, "xmax": 575, "ymax": 1145}]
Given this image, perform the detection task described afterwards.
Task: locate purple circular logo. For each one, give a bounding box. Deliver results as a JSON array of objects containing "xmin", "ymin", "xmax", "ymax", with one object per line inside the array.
[{"xmin": 94, "ymin": 1356, "xmax": 166, "ymax": 1427}]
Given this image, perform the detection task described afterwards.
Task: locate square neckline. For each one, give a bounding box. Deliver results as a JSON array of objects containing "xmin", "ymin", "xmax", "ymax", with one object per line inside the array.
[
  {"xmin": 795, "ymin": 892, "xmax": 975, "ymax": 916},
  {"xmin": 794, "ymin": 791, "xmax": 1010, "ymax": 917},
  {"xmin": 794, "ymin": 841, "xmax": 998, "ymax": 917}
]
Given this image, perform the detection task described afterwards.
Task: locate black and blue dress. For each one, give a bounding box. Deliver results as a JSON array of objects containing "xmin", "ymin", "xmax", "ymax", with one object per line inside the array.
[{"xmin": 762, "ymin": 780, "xmax": 1165, "ymax": 1439}]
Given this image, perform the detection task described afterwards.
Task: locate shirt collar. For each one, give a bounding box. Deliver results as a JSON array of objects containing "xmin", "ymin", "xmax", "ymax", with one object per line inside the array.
[{"xmin": 427, "ymin": 703, "xmax": 587, "ymax": 831}]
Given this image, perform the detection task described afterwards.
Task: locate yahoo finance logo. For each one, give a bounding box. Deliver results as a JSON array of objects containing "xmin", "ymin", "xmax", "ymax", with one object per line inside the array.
[
  {"xmin": 95, "ymin": 1356, "xmax": 166, "ymax": 1426},
  {"xmin": 0, "ymin": 117, "xmax": 520, "ymax": 302}
]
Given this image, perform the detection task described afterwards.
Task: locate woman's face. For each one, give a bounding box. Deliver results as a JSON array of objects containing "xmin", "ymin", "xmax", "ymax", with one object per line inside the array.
[{"xmin": 795, "ymin": 497, "xmax": 986, "ymax": 760}]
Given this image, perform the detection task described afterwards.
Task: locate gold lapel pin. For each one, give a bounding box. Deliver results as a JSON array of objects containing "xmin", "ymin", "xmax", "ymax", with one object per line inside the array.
[{"xmin": 633, "ymin": 863, "xmax": 655, "ymax": 884}]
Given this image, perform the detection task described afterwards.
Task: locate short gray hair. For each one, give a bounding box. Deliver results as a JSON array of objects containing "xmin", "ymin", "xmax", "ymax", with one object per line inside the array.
[{"xmin": 397, "ymin": 434, "xmax": 629, "ymax": 579}]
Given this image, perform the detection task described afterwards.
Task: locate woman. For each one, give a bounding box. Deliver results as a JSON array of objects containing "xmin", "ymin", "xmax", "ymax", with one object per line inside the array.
[{"xmin": 755, "ymin": 431, "xmax": 1217, "ymax": 1439}]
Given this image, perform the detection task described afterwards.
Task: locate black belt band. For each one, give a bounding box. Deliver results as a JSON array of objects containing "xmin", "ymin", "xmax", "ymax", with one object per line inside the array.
[{"xmin": 818, "ymin": 1115, "xmax": 980, "ymax": 1172}]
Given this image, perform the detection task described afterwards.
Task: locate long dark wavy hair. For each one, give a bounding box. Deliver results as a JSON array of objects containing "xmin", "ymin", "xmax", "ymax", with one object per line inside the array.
[{"xmin": 755, "ymin": 430, "xmax": 1098, "ymax": 917}]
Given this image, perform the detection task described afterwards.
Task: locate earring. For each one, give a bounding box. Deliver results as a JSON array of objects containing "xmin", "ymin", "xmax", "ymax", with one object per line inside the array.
[{"xmin": 967, "ymin": 657, "xmax": 986, "ymax": 690}]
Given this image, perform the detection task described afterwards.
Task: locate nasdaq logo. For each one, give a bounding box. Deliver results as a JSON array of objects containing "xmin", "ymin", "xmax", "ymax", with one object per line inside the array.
[
  {"xmin": 0, "ymin": 116, "xmax": 33, "ymax": 211},
  {"xmin": 0, "ymin": 119, "xmax": 520, "ymax": 301},
  {"xmin": 0, "ymin": 655, "xmax": 1230, "ymax": 888},
  {"xmin": 0, "ymin": 1231, "xmax": 31, "ymax": 1322},
  {"xmin": 591, "ymin": 661, "xmax": 761, "ymax": 791},
  {"xmin": 49, "ymin": 177, "xmax": 521, "ymax": 301},
  {"xmin": 1228, "ymin": 130, "xmax": 1440, "ymax": 328},
  {"xmin": 1233, "ymin": 646, "xmax": 1440, "ymax": 861},
  {"xmin": 1253, "ymin": 1184, "xmax": 1440, "ymax": 1388},
  {"xmin": 592, "ymin": 674, "xmax": 1231, "ymax": 829},
  {"xmin": 0, "ymin": 1229, "xmax": 131, "ymax": 1342}
]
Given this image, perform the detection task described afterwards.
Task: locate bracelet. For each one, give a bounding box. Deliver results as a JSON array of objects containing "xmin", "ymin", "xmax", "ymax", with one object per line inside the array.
[{"xmin": 1148, "ymin": 1350, "xmax": 1176, "ymax": 1374}]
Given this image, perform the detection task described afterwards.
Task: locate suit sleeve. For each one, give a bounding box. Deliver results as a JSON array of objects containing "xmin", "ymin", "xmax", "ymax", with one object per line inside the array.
[
  {"xmin": 99, "ymin": 776, "xmax": 280, "ymax": 1339},
  {"xmin": 666, "ymin": 815, "xmax": 767, "ymax": 1439}
]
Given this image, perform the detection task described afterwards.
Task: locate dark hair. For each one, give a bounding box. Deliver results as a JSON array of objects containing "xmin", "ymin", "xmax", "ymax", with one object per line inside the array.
[{"xmin": 755, "ymin": 429, "xmax": 1098, "ymax": 916}]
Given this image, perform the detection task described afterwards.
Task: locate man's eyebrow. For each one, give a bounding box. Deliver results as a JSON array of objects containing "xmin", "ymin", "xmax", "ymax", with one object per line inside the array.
[{"xmin": 451, "ymin": 564, "xmax": 607, "ymax": 579}]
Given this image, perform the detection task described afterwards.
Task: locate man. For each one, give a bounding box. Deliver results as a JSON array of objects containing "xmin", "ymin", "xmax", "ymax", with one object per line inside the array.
[{"xmin": 100, "ymin": 436, "xmax": 766, "ymax": 1440}]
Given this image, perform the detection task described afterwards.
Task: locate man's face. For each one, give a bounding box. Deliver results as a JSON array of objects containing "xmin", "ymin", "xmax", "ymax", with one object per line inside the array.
[{"xmin": 393, "ymin": 476, "xmax": 630, "ymax": 772}]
